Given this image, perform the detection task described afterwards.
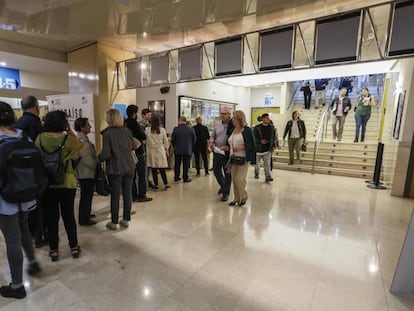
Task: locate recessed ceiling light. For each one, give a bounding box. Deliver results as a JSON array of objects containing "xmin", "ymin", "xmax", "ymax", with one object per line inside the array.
[{"xmin": 0, "ymin": 62, "xmax": 7, "ymax": 66}]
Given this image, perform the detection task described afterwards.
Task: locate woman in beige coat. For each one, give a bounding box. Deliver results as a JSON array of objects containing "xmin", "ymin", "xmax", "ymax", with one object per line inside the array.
[{"xmin": 145, "ymin": 116, "xmax": 170, "ymax": 190}]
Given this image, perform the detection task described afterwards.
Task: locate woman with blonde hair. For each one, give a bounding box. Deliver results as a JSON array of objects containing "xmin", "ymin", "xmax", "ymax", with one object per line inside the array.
[
  {"xmin": 99, "ymin": 109, "xmax": 136, "ymax": 230},
  {"xmin": 227, "ymin": 110, "xmax": 256, "ymax": 206}
]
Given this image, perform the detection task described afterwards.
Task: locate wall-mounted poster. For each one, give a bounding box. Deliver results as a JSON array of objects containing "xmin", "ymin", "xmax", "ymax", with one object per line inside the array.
[
  {"xmin": 47, "ymin": 93, "xmax": 95, "ymax": 143},
  {"xmin": 393, "ymin": 91, "xmax": 406, "ymax": 140},
  {"xmin": 148, "ymin": 100, "xmax": 165, "ymax": 128},
  {"xmin": 251, "ymin": 107, "xmax": 280, "ymax": 126}
]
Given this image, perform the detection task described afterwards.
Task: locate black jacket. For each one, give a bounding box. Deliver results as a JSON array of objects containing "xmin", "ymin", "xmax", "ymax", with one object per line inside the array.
[
  {"xmin": 124, "ymin": 118, "xmax": 146, "ymax": 154},
  {"xmin": 283, "ymin": 119, "xmax": 306, "ymax": 140},
  {"xmin": 254, "ymin": 123, "xmax": 277, "ymax": 153},
  {"xmin": 193, "ymin": 123, "xmax": 210, "ymax": 153},
  {"xmin": 330, "ymin": 96, "xmax": 352, "ymax": 116},
  {"xmin": 15, "ymin": 112, "xmax": 42, "ymax": 142}
]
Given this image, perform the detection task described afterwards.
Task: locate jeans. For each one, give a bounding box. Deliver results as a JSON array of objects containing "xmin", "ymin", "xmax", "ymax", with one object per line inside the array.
[
  {"xmin": 255, "ymin": 152, "xmax": 272, "ymax": 178},
  {"xmin": 43, "ymin": 188, "xmax": 78, "ymax": 250},
  {"xmin": 151, "ymin": 168, "xmax": 168, "ymax": 186},
  {"xmin": 109, "ymin": 171, "xmax": 134, "ymax": 224},
  {"xmin": 332, "ymin": 116, "xmax": 346, "ymax": 139},
  {"xmin": 355, "ymin": 113, "xmax": 370, "ymax": 138},
  {"xmin": 288, "ymin": 138, "xmax": 303, "ymax": 164},
  {"xmin": 213, "ymin": 153, "xmax": 231, "ymax": 196},
  {"xmin": 194, "ymin": 151, "xmax": 209, "ymax": 174},
  {"xmin": 0, "ymin": 212, "xmax": 36, "ymax": 286},
  {"xmin": 174, "ymin": 154, "xmax": 191, "ymax": 181},
  {"xmin": 78, "ymin": 179, "xmax": 95, "ymax": 225},
  {"xmin": 133, "ymin": 153, "xmax": 147, "ymax": 199}
]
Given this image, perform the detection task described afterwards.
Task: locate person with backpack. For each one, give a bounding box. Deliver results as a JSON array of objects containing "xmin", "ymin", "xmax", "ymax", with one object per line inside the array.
[
  {"xmin": 36, "ymin": 111, "xmax": 83, "ymax": 262},
  {"xmin": 0, "ymin": 102, "xmax": 42, "ymax": 299},
  {"xmin": 15, "ymin": 95, "xmax": 48, "ymax": 248},
  {"xmin": 74, "ymin": 117, "xmax": 98, "ymax": 226}
]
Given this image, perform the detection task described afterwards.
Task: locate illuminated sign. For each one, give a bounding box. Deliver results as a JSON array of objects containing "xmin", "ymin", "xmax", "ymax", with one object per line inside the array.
[{"xmin": 0, "ymin": 68, "xmax": 20, "ymax": 90}]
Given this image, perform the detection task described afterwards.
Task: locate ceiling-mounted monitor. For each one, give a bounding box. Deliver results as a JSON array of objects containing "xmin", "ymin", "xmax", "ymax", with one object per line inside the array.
[
  {"xmin": 150, "ymin": 54, "xmax": 169, "ymax": 85},
  {"xmin": 125, "ymin": 59, "xmax": 141, "ymax": 88},
  {"xmin": 259, "ymin": 26, "xmax": 293, "ymax": 71},
  {"xmin": 215, "ymin": 37, "xmax": 243, "ymax": 76},
  {"xmin": 315, "ymin": 12, "xmax": 360, "ymax": 65},
  {"xmin": 179, "ymin": 47, "xmax": 202, "ymax": 81},
  {"xmin": 389, "ymin": 1, "xmax": 414, "ymax": 57}
]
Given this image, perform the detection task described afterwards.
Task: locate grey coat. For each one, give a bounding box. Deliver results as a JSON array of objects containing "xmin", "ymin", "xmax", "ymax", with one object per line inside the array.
[
  {"xmin": 99, "ymin": 127, "xmax": 136, "ymax": 175},
  {"xmin": 75, "ymin": 132, "xmax": 98, "ymax": 179}
]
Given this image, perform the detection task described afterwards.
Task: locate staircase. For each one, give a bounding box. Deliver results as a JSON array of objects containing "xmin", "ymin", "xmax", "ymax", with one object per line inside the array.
[{"xmin": 272, "ymin": 75, "xmax": 385, "ymax": 179}]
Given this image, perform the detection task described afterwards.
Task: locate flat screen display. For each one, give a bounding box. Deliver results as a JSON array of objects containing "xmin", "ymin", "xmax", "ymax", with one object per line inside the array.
[
  {"xmin": 125, "ymin": 60, "xmax": 141, "ymax": 88},
  {"xmin": 215, "ymin": 37, "xmax": 242, "ymax": 76},
  {"xmin": 260, "ymin": 27, "xmax": 293, "ymax": 70},
  {"xmin": 389, "ymin": 2, "xmax": 414, "ymax": 56},
  {"xmin": 315, "ymin": 12, "xmax": 360, "ymax": 65},
  {"xmin": 179, "ymin": 47, "xmax": 202, "ymax": 81},
  {"xmin": 150, "ymin": 54, "xmax": 169, "ymax": 84}
]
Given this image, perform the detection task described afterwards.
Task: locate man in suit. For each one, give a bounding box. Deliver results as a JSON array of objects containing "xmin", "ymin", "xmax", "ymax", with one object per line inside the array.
[
  {"xmin": 171, "ymin": 116, "xmax": 196, "ymax": 183},
  {"xmin": 193, "ymin": 116, "xmax": 210, "ymax": 176}
]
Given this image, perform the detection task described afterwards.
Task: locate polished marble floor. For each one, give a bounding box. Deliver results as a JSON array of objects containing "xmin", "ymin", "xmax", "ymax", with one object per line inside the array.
[{"xmin": 0, "ymin": 169, "xmax": 414, "ymax": 311}]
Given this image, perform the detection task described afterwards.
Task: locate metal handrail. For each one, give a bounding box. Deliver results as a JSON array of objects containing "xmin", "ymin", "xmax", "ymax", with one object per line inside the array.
[{"xmin": 311, "ymin": 109, "xmax": 329, "ymax": 174}]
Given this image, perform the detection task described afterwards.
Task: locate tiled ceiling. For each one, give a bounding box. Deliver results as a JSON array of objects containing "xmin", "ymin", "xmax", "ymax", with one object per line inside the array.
[{"xmin": 0, "ymin": 0, "xmax": 390, "ymax": 57}]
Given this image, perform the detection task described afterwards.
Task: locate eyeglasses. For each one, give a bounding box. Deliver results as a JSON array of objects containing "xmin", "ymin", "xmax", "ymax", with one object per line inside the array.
[{"xmin": 220, "ymin": 113, "xmax": 229, "ymax": 115}]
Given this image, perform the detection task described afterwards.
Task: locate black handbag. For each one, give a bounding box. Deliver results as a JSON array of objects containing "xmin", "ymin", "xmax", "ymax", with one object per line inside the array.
[
  {"xmin": 230, "ymin": 155, "xmax": 246, "ymax": 165},
  {"xmin": 95, "ymin": 163, "xmax": 111, "ymax": 196},
  {"xmin": 301, "ymin": 143, "xmax": 307, "ymax": 152}
]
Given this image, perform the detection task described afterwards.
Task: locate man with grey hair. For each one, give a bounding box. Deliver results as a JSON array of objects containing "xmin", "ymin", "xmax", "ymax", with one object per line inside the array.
[
  {"xmin": 209, "ymin": 107, "xmax": 234, "ymax": 201},
  {"xmin": 171, "ymin": 116, "xmax": 196, "ymax": 183}
]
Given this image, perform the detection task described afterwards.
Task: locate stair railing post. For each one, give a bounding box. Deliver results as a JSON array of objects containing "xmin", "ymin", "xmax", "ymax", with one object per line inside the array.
[{"xmin": 367, "ymin": 142, "xmax": 386, "ymax": 190}]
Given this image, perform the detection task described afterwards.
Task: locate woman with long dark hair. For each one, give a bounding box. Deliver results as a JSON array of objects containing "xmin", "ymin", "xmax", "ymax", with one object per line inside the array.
[
  {"xmin": 36, "ymin": 111, "xmax": 83, "ymax": 262},
  {"xmin": 145, "ymin": 116, "xmax": 170, "ymax": 190}
]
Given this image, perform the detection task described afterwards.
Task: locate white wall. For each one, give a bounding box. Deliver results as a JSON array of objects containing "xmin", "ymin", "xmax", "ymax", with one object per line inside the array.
[
  {"xmin": 391, "ymin": 58, "xmax": 414, "ymax": 196},
  {"xmin": 135, "ymin": 84, "xmax": 177, "ymax": 133},
  {"xmin": 21, "ymin": 71, "xmax": 68, "ymax": 93}
]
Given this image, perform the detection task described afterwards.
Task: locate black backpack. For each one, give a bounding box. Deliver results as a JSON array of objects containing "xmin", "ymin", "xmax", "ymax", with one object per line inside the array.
[
  {"xmin": 39, "ymin": 134, "xmax": 68, "ymax": 185},
  {"xmin": 0, "ymin": 135, "xmax": 48, "ymax": 203}
]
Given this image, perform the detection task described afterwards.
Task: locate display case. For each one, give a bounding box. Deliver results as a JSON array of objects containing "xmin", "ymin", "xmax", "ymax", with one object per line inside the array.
[{"xmin": 178, "ymin": 96, "xmax": 235, "ymax": 132}]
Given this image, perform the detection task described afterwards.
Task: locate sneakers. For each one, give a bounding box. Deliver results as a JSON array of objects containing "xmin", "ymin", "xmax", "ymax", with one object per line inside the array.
[
  {"xmin": 27, "ymin": 261, "xmax": 42, "ymax": 276},
  {"xmin": 106, "ymin": 222, "xmax": 117, "ymax": 230},
  {"xmin": 119, "ymin": 219, "xmax": 129, "ymax": 228},
  {"xmin": 164, "ymin": 185, "xmax": 170, "ymax": 190},
  {"xmin": 0, "ymin": 284, "xmax": 26, "ymax": 299}
]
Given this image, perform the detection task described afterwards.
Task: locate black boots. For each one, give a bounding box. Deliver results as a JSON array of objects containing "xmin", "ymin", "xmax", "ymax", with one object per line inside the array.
[
  {"xmin": 361, "ymin": 135, "xmax": 365, "ymax": 142},
  {"xmin": 354, "ymin": 137, "xmax": 358, "ymax": 143}
]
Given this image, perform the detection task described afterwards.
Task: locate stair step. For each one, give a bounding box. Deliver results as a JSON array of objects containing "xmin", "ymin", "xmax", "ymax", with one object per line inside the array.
[
  {"xmin": 274, "ymin": 157, "xmax": 374, "ymax": 170},
  {"xmin": 273, "ymin": 163, "xmax": 373, "ymax": 179},
  {"xmin": 273, "ymin": 152, "xmax": 376, "ymax": 164}
]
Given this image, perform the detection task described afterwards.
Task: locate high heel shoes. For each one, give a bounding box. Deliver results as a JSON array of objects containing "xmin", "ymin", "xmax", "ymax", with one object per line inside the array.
[
  {"xmin": 49, "ymin": 250, "xmax": 59, "ymax": 262},
  {"xmin": 228, "ymin": 200, "xmax": 238, "ymax": 206},
  {"xmin": 71, "ymin": 245, "xmax": 81, "ymax": 259},
  {"xmin": 238, "ymin": 198, "xmax": 248, "ymax": 206}
]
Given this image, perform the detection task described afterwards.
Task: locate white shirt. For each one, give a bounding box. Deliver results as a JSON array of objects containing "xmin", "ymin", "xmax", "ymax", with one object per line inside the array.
[{"xmin": 229, "ymin": 132, "xmax": 246, "ymax": 157}]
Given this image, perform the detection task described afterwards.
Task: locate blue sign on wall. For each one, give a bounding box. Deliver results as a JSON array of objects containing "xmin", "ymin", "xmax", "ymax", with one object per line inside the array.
[{"xmin": 0, "ymin": 68, "xmax": 20, "ymax": 90}]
